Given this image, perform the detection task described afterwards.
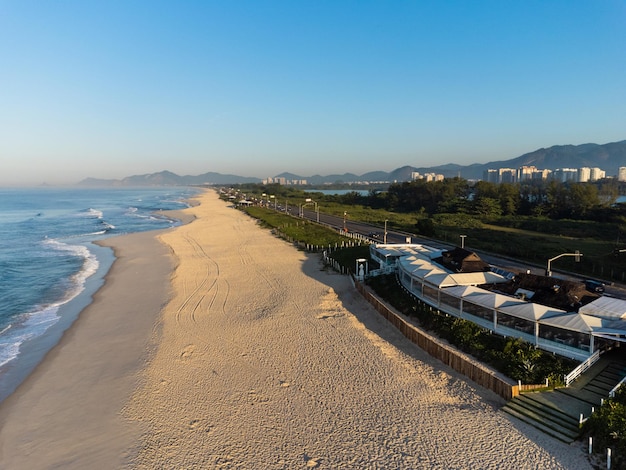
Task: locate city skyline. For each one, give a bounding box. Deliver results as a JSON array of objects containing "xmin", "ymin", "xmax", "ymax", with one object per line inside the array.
[{"xmin": 2, "ymin": 1, "xmax": 625, "ymax": 186}]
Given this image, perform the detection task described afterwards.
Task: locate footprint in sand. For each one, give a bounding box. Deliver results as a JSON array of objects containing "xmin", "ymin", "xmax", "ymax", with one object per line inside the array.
[
  {"xmin": 189, "ymin": 419, "xmax": 214, "ymax": 433},
  {"xmin": 180, "ymin": 344, "xmax": 195, "ymax": 360},
  {"xmin": 316, "ymin": 312, "xmax": 344, "ymax": 320},
  {"xmin": 304, "ymin": 455, "xmax": 321, "ymax": 468}
]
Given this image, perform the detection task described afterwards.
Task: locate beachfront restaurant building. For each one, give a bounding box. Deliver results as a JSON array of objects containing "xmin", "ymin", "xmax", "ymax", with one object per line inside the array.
[{"xmin": 369, "ymin": 244, "xmax": 626, "ymax": 362}]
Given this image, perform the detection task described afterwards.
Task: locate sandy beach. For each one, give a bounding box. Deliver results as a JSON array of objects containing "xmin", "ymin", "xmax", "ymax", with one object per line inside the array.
[{"xmin": 0, "ymin": 189, "xmax": 592, "ymax": 469}]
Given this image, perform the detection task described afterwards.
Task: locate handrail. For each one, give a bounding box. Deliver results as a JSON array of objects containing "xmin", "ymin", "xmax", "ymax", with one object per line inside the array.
[
  {"xmin": 565, "ymin": 350, "xmax": 601, "ymax": 386},
  {"xmin": 609, "ymin": 375, "xmax": 626, "ymax": 398}
]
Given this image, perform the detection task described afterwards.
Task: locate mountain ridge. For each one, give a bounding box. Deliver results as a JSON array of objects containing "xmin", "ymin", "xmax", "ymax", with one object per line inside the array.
[{"xmin": 78, "ymin": 140, "xmax": 626, "ymax": 186}]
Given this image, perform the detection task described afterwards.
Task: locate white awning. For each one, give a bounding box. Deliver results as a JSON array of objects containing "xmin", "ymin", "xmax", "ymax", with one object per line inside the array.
[{"xmin": 579, "ymin": 296, "xmax": 626, "ymax": 320}]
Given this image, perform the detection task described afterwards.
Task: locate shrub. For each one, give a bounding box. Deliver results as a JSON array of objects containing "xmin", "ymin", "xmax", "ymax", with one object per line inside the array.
[{"xmin": 583, "ymin": 387, "xmax": 626, "ymax": 466}]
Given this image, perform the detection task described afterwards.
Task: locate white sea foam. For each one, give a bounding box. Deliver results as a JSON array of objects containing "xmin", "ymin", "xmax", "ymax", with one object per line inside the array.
[
  {"xmin": 82, "ymin": 208, "xmax": 103, "ymax": 219},
  {"xmin": 0, "ymin": 239, "xmax": 101, "ymax": 368},
  {"xmin": 43, "ymin": 240, "xmax": 99, "ymax": 299},
  {"xmin": 87, "ymin": 208, "xmax": 104, "ymax": 219},
  {"xmin": 0, "ymin": 306, "xmax": 60, "ymax": 368}
]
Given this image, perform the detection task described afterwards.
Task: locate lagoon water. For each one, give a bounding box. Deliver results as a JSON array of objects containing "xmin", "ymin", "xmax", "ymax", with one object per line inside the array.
[
  {"xmin": 0, "ymin": 187, "xmax": 197, "ymax": 401},
  {"xmin": 308, "ymin": 189, "xmax": 371, "ymax": 196}
]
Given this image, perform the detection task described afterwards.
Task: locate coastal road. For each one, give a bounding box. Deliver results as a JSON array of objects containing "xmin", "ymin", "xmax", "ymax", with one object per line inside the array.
[{"xmin": 295, "ymin": 205, "xmax": 626, "ymax": 299}]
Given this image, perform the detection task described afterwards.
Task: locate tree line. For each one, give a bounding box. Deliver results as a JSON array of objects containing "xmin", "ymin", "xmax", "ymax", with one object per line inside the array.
[{"xmin": 347, "ymin": 178, "xmax": 621, "ymax": 219}]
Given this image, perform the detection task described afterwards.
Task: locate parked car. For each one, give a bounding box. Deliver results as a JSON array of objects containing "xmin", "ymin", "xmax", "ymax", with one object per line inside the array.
[{"xmin": 584, "ymin": 280, "xmax": 605, "ymax": 293}]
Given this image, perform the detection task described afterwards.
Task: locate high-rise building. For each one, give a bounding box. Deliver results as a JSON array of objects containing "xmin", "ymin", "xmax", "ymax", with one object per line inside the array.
[
  {"xmin": 532, "ymin": 169, "xmax": 552, "ymax": 181},
  {"xmin": 553, "ymin": 168, "xmax": 578, "ymax": 182},
  {"xmin": 499, "ymin": 168, "xmax": 517, "ymax": 183},
  {"xmin": 589, "ymin": 168, "xmax": 605, "ymax": 181},
  {"xmin": 578, "ymin": 167, "xmax": 591, "ymax": 183},
  {"xmin": 619, "ymin": 167, "xmax": 626, "ymax": 182},
  {"xmin": 517, "ymin": 166, "xmax": 538, "ymax": 182},
  {"xmin": 483, "ymin": 169, "xmax": 499, "ymax": 183}
]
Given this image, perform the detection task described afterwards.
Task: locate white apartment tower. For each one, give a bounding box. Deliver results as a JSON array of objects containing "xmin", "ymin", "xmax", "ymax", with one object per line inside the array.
[
  {"xmin": 578, "ymin": 167, "xmax": 591, "ymax": 183},
  {"xmin": 589, "ymin": 168, "xmax": 605, "ymax": 181}
]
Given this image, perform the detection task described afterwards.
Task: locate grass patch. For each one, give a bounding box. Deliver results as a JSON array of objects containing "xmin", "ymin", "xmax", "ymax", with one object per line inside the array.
[{"xmin": 243, "ymin": 206, "xmax": 367, "ymax": 251}]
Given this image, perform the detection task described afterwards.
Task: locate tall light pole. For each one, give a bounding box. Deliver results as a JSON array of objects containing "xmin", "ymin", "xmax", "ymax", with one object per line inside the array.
[
  {"xmin": 343, "ymin": 211, "xmax": 347, "ymax": 232},
  {"xmin": 460, "ymin": 234, "xmax": 467, "ymax": 249},
  {"xmin": 546, "ymin": 250, "xmax": 582, "ymax": 276},
  {"xmin": 384, "ymin": 219, "xmax": 388, "ymax": 244},
  {"xmin": 302, "ymin": 198, "xmax": 318, "ymax": 222}
]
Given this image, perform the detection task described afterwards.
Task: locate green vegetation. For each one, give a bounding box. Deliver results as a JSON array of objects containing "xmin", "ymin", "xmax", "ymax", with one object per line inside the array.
[
  {"xmin": 242, "ymin": 205, "xmax": 354, "ymax": 248},
  {"xmin": 367, "ymin": 274, "xmax": 577, "ymax": 385},
  {"xmin": 583, "ymin": 387, "xmax": 626, "ymax": 467}
]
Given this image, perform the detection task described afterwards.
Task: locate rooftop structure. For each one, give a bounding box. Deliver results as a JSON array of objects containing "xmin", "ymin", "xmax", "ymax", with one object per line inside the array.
[{"xmin": 369, "ymin": 243, "xmax": 626, "ymax": 362}]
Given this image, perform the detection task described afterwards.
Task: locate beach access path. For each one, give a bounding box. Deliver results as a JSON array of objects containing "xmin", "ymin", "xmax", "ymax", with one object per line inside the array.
[{"xmin": 0, "ymin": 189, "xmax": 591, "ymax": 469}]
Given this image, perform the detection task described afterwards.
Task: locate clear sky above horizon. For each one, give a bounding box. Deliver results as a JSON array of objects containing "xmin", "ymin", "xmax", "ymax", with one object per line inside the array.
[{"xmin": 1, "ymin": 1, "xmax": 625, "ymax": 185}]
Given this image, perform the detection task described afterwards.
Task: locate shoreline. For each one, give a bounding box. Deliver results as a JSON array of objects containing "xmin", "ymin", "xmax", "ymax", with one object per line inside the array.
[
  {"xmin": 0, "ymin": 189, "xmax": 593, "ymax": 468},
  {"xmin": 0, "ymin": 219, "xmax": 180, "ymax": 467},
  {"xmin": 0, "ymin": 196, "xmax": 197, "ymax": 405},
  {"xmin": 0, "ymin": 241, "xmax": 115, "ymax": 404}
]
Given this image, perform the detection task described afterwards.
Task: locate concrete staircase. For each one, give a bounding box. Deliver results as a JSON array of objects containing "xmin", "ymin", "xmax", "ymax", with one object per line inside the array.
[
  {"xmin": 502, "ymin": 350, "xmax": 626, "ymax": 443},
  {"xmin": 503, "ymin": 393, "xmax": 581, "ymax": 442}
]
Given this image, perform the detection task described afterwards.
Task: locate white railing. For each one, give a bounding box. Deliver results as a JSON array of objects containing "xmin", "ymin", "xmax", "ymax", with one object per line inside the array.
[
  {"xmin": 609, "ymin": 375, "xmax": 626, "ymax": 398},
  {"xmin": 565, "ymin": 350, "xmax": 601, "ymax": 386}
]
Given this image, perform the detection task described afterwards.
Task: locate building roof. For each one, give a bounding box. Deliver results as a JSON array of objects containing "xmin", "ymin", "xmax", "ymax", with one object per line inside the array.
[
  {"xmin": 499, "ymin": 302, "xmax": 567, "ymax": 322},
  {"xmin": 579, "ymin": 296, "xmax": 626, "ymax": 320},
  {"xmin": 388, "ymin": 242, "xmax": 626, "ymax": 340}
]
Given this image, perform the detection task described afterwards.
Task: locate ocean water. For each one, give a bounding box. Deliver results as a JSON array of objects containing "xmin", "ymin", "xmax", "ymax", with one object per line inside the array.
[{"xmin": 0, "ymin": 186, "xmax": 198, "ymax": 400}]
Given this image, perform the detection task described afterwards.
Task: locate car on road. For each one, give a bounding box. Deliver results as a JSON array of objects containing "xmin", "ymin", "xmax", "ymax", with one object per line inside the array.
[{"xmin": 584, "ymin": 279, "xmax": 606, "ymax": 293}]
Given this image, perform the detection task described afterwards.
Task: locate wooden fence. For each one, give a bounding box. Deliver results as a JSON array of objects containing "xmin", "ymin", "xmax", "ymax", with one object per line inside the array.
[{"xmin": 354, "ymin": 280, "xmax": 519, "ymax": 400}]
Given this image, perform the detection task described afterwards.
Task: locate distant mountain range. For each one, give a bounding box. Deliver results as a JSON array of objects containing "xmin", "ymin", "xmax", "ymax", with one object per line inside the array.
[{"xmin": 79, "ymin": 140, "xmax": 626, "ymax": 187}]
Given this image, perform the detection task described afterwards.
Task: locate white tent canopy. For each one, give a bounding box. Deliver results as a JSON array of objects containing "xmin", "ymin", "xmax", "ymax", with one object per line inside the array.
[
  {"xmin": 499, "ymin": 302, "xmax": 567, "ymax": 322},
  {"xmin": 579, "ymin": 296, "xmax": 626, "ymax": 320}
]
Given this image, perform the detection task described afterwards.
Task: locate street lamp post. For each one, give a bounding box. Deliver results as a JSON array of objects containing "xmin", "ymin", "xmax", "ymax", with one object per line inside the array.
[
  {"xmin": 460, "ymin": 235, "xmax": 467, "ymax": 249},
  {"xmin": 384, "ymin": 219, "xmax": 388, "ymax": 244},
  {"xmin": 343, "ymin": 211, "xmax": 348, "ymax": 232},
  {"xmin": 301, "ymin": 198, "xmax": 318, "ymax": 221},
  {"xmin": 546, "ymin": 250, "xmax": 582, "ymax": 276}
]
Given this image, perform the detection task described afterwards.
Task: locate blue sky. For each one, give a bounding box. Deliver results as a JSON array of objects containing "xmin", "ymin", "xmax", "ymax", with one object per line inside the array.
[{"xmin": 1, "ymin": 1, "xmax": 625, "ymax": 185}]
